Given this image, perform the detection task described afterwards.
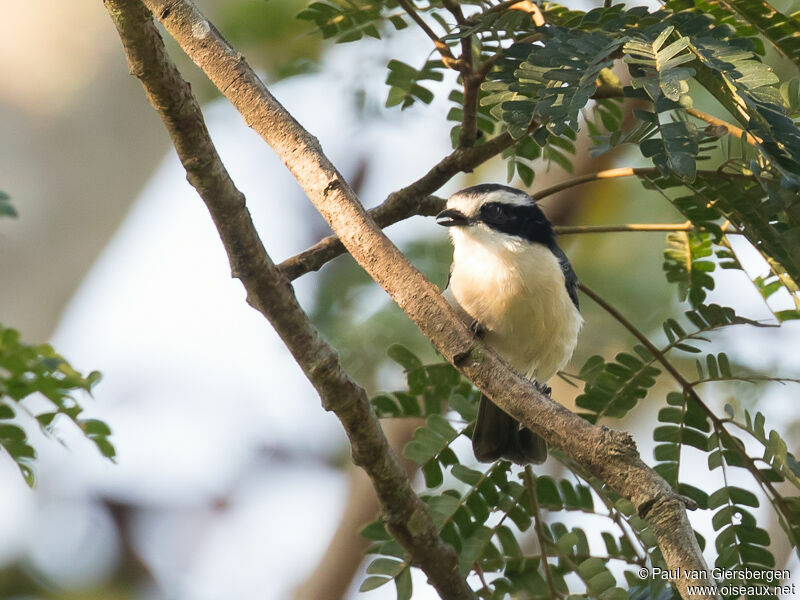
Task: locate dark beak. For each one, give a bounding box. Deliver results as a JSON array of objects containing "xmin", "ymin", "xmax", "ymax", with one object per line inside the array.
[{"xmin": 436, "ymin": 208, "xmax": 469, "ymax": 227}]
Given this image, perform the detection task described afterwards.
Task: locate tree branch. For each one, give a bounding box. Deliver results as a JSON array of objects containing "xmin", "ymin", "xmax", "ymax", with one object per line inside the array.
[
  {"xmin": 530, "ymin": 166, "xmax": 765, "ymax": 200},
  {"xmin": 686, "ymin": 107, "xmax": 758, "ymax": 145},
  {"xmin": 555, "ymin": 223, "xmax": 740, "ymax": 235},
  {"xmin": 396, "ymin": 0, "xmax": 464, "ymax": 70},
  {"xmin": 589, "ymin": 83, "xmax": 758, "ymax": 146},
  {"xmin": 523, "ymin": 467, "xmax": 559, "ymax": 599},
  {"xmin": 137, "ymin": 2, "xmax": 718, "ymax": 597},
  {"xmin": 442, "ymin": 0, "xmax": 480, "ymax": 147},
  {"xmin": 102, "ymin": 2, "xmax": 474, "ymax": 598}
]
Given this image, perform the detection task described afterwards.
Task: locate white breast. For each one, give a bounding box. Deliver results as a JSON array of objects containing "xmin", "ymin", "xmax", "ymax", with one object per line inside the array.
[{"xmin": 444, "ymin": 227, "xmax": 582, "ymax": 381}]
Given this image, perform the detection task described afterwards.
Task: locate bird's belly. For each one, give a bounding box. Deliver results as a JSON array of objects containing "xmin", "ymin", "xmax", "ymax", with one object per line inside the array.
[{"xmin": 445, "ymin": 243, "xmax": 582, "ymax": 381}]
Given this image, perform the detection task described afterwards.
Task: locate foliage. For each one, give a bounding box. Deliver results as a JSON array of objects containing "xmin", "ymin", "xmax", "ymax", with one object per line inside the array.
[
  {"xmin": 296, "ymin": 0, "xmax": 800, "ymax": 596},
  {"xmin": 641, "ymin": 171, "xmax": 800, "ymax": 321},
  {"xmin": 298, "ymin": 0, "xmax": 407, "ymax": 43},
  {"xmin": 0, "ymin": 323, "xmax": 114, "ymax": 486},
  {"xmin": 0, "ymin": 190, "xmax": 16, "ymax": 218},
  {"xmin": 362, "ymin": 347, "xmax": 642, "ymax": 599},
  {"xmin": 385, "ymin": 59, "xmax": 445, "ymax": 108}
]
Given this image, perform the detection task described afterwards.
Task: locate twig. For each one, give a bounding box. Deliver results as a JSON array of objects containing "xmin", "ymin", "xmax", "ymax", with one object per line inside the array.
[
  {"xmin": 441, "ymin": 0, "xmax": 481, "ymax": 147},
  {"xmin": 579, "ymin": 282, "xmax": 800, "ymax": 550},
  {"xmin": 687, "ymin": 107, "xmax": 758, "ymax": 145},
  {"xmin": 531, "ymin": 166, "xmax": 764, "ymax": 200},
  {"xmin": 103, "ymin": 2, "xmax": 475, "ymax": 598},
  {"xmin": 586, "ymin": 83, "xmax": 758, "ymax": 147},
  {"xmin": 133, "ymin": 2, "xmax": 719, "ymax": 597},
  {"xmin": 508, "ymin": 0, "xmax": 545, "ymax": 26},
  {"xmin": 555, "ymin": 223, "xmax": 740, "ymax": 235},
  {"xmin": 462, "ymin": 0, "xmax": 522, "ymax": 26},
  {"xmin": 523, "ymin": 467, "xmax": 560, "ymax": 599},
  {"xmin": 396, "ymin": 0, "xmax": 464, "ymax": 70}
]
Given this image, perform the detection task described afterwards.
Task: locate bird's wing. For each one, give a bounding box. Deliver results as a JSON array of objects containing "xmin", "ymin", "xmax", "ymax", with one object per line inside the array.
[{"xmin": 551, "ymin": 245, "xmax": 580, "ymax": 311}]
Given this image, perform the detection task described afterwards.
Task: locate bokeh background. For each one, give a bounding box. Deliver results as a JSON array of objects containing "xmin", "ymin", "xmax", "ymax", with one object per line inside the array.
[{"xmin": 0, "ymin": 1, "xmax": 798, "ymax": 599}]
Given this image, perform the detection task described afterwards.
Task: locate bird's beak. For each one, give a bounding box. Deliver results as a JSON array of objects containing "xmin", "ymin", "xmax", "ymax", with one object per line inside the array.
[{"xmin": 436, "ymin": 208, "xmax": 469, "ymax": 227}]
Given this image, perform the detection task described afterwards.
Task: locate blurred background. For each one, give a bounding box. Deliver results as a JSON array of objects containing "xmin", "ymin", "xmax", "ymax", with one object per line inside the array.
[{"xmin": 0, "ymin": 1, "xmax": 798, "ymax": 599}]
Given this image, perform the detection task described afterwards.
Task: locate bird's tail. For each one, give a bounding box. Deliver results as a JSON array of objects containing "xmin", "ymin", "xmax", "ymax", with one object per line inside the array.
[{"xmin": 471, "ymin": 394, "xmax": 547, "ymax": 465}]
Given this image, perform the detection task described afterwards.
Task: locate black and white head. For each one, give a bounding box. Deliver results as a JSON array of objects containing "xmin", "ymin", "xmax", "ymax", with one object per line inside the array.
[{"xmin": 435, "ymin": 184, "xmax": 555, "ymax": 249}]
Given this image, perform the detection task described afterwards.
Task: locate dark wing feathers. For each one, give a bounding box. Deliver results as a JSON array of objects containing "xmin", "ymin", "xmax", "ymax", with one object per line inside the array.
[{"xmin": 551, "ymin": 245, "xmax": 580, "ymax": 311}]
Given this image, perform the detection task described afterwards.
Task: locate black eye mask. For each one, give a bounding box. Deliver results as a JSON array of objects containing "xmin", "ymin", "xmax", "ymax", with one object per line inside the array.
[{"xmin": 478, "ymin": 201, "xmax": 556, "ymax": 246}]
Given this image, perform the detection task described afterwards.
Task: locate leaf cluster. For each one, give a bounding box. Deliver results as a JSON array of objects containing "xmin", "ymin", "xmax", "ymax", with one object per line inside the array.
[
  {"xmin": 297, "ymin": 0, "xmax": 407, "ymax": 43},
  {"xmin": 362, "ymin": 346, "xmax": 656, "ymax": 598},
  {"xmin": 0, "ymin": 323, "xmax": 114, "ymax": 486},
  {"xmin": 0, "ymin": 191, "xmax": 15, "ymax": 218}
]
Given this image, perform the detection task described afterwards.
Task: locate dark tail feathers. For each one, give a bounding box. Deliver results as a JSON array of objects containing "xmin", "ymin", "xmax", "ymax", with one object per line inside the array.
[{"xmin": 471, "ymin": 394, "xmax": 547, "ymax": 465}]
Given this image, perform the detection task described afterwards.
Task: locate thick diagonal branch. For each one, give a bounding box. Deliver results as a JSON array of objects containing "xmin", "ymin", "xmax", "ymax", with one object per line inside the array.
[
  {"xmin": 103, "ymin": 1, "xmax": 474, "ymax": 598},
  {"xmin": 138, "ymin": 1, "xmax": 718, "ymax": 598}
]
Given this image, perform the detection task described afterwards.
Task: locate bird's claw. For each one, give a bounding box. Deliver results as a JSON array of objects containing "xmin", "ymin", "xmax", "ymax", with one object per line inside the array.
[
  {"xmin": 469, "ymin": 319, "xmax": 486, "ymax": 339},
  {"xmin": 533, "ymin": 380, "xmax": 552, "ymax": 397}
]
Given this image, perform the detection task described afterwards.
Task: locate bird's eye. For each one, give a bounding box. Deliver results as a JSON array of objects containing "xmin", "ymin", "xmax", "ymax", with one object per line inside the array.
[{"xmin": 481, "ymin": 203, "xmax": 504, "ymax": 221}]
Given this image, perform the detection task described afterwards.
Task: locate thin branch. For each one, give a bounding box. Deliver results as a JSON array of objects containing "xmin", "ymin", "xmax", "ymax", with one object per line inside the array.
[
  {"xmin": 533, "ymin": 165, "xmax": 777, "ymax": 206},
  {"xmin": 689, "ymin": 375, "xmax": 800, "ymax": 386},
  {"xmin": 396, "ymin": 0, "xmax": 464, "ymax": 70},
  {"xmin": 458, "ymin": 73, "xmax": 480, "ymax": 147},
  {"xmin": 687, "ymin": 107, "xmax": 759, "ymax": 146},
  {"xmin": 463, "ymin": 0, "xmax": 521, "ymax": 26},
  {"xmin": 103, "ymin": 2, "xmax": 474, "ymax": 598},
  {"xmin": 579, "ymin": 282, "xmax": 800, "ymax": 550},
  {"xmin": 523, "ymin": 467, "xmax": 560, "ymax": 599},
  {"xmin": 441, "ymin": 0, "xmax": 481, "ymax": 147},
  {"xmin": 553, "ymin": 452, "xmax": 650, "ymax": 565},
  {"xmin": 442, "ymin": 0, "xmax": 467, "ymax": 26},
  {"xmin": 508, "ymin": 0, "xmax": 546, "ymax": 26},
  {"xmin": 555, "ymin": 223, "xmax": 741, "ymax": 235},
  {"xmin": 141, "ymin": 2, "xmax": 719, "ymax": 598},
  {"xmin": 530, "ymin": 166, "xmax": 764, "ymax": 200},
  {"xmin": 585, "ymin": 83, "xmax": 759, "ymax": 147}
]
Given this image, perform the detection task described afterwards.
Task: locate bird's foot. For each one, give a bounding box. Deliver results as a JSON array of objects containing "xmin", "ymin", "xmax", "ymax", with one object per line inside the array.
[
  {"xmin": 533, "ymin": 380, "xmax": 552, "ymax": 397},
  {"xmin": 469, "ymin": 319, "xmax": 487, "ymax": 339}
]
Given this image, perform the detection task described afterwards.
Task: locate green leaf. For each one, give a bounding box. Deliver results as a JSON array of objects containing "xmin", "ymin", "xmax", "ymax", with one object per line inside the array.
[
  {"xmin": 0, "ymin": 191, "xmax": 16, "ymax": 218},
  {"xmin": 386, "ymin": 344, "xmax": 423, "ymax": 371},
  {"xmin": 360, "ymin": 519, "xmax": 390, "ymax": 541},
  {"xmin": 359, "ymin": 576, "xmax": 391, "ymax": 592},
  {"xmin": 395, "ymin": 566, "xmax": 412, "ymax": 600},
  {"xmin": 366, "ymin": 557, "xmax": 406, "ymax": 577},
  {"xmin": 663, "ymin": 231, "xmax": 717, "ymax": 306},
  {"xmin": 385, "ymin": 59, "xmax": 444, "ymax": 109}
]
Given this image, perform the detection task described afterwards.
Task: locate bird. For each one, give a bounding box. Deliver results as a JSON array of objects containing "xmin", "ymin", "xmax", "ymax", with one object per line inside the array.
[{"xmin": 436, "ymin": 183, "xmax": 582, "ymax": 464}]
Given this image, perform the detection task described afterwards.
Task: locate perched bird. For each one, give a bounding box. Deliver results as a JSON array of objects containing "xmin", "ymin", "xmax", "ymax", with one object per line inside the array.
[{"xmin": 436, "ymin": 184, "xmax": 582, "ymax": 464}]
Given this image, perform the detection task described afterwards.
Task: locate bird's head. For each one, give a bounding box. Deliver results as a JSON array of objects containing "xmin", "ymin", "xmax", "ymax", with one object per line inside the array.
[{"xmin": 436, "ymin": 184, "xmax": 555, "ymax": 247}]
